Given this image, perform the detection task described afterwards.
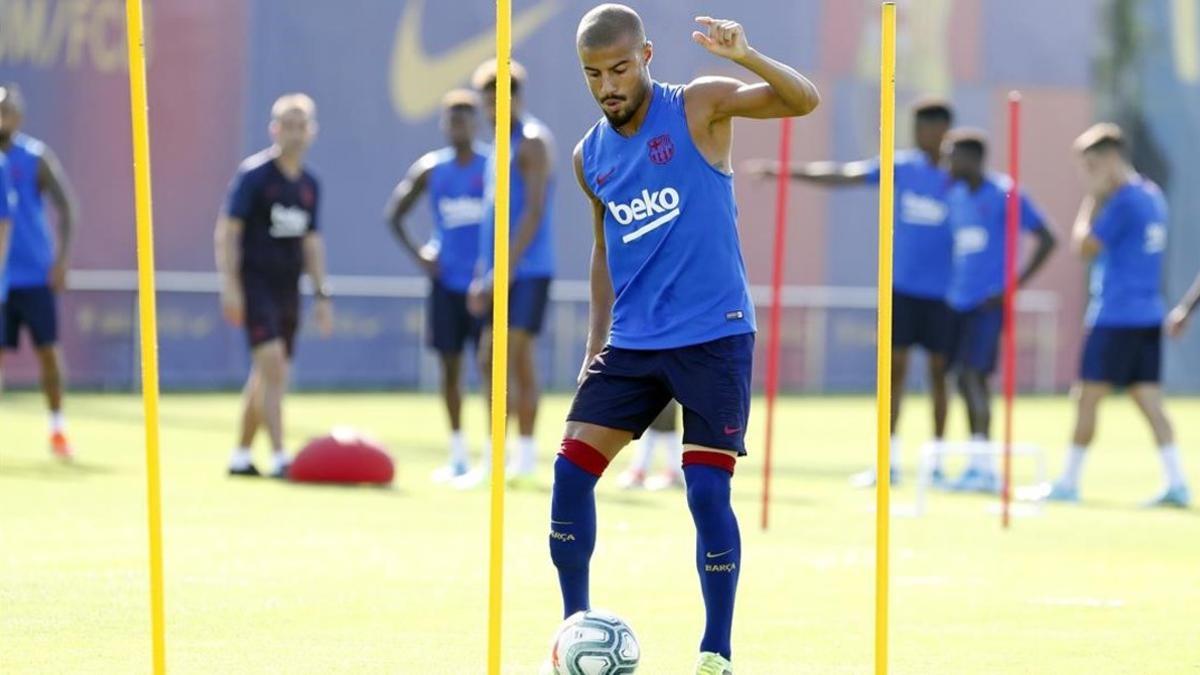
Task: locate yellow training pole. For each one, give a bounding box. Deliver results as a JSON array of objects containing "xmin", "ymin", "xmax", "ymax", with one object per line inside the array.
[
  {"xmin": 486, "ymin": 0, "xmax": 512, "ymax": 672},
  {"xmin": 874, "ymin": 3, "xmax": 896, "ymax": 675},
  {"xmin": 124, "ymin": 1, "xmax": 167, "ymax": 673}
]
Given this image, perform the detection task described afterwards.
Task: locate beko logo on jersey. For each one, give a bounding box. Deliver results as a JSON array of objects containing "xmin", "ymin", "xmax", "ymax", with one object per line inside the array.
[
  {"xmin": 607, "ymin": 187, "xmax": 681, "ymax": 244},
  {"xmin": 437, "ymin": 196, "xmax": 485, "ymax": 229},
  {"xmin": 269, "ymin": 204, "xmax": 311, "ymax": 238}
]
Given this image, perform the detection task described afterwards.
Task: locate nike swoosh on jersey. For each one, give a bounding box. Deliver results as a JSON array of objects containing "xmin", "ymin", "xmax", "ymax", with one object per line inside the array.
[
  {"xmin": 706, "ymin": 549, "xmax": 734, "ymax": 559},
  {"xmin": 389, "ymin": 0, "xmax": 562, "ymax": 120}
]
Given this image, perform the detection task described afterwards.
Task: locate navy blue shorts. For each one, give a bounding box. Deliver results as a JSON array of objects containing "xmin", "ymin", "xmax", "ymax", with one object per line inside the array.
[
  {"xmin": 893, "ymin": 291, "xmax": 952, "ymax": 355},
  {"xmin": 485, "ymin": 277, "xmax": 551, "ymax": 335},
  {"xmin": 1081, "ymin": 325, "xmax": 1161, "ymax": 387},
  {"xmin": 243, "ymin": 281, "xmax": 300, "ymax": 357},
  {"xmin": 949, "ymin": 303, "xmax": 1002, "ymax": 375},
  {"xmin": 2, "ymin": 286, "xmax": 58, "ymax": 349},
  {"xmin": 428, "ymin": 281, "xmax": 480, "ymax": 354},
  {"xmin": 567, "ymin": 333, "xmax": 754, "ymax": 455}
]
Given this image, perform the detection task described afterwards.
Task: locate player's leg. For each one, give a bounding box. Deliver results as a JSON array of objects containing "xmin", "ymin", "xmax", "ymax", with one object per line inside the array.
[
  {"xmin": 926, "ymin": 353, "xmax": 950, "ymax": 481},
  {"xmin": 507, "ymin": 278, "xmax": 551, "ymax": 479},
  {"xmin": 643, "ymin": 401, "xmax": 685, "ymax": 490},
  {"xmin": 666, "ymin": 334, "xmax": 753, "ymax": 664},
  {"xmin": 553, "ymin": 345, "xmax": 668, "ymax": 617},
  {"xmin": 429, "ymin": 282, "xmax": 471, "ymax": 480},
  {"xmin": 229, "ymin": 367, "xmax": 264, "ymax": 475},
  {"xmin": 254, "ymin": 339, "xmax": 292, "ymax": 477},
  {"xmin": 925, "ymin": 298, "xmax": 955, "ymax": 482},
  {"xmin": 950, "ymin": 305, "xmax": 1000, "ymax": 492},
  {"xmin": 0, "ymin": 297, "xmax": 15, "ymax": 394},
  {"xmin": 26, "ymin": 287, "xmax": 70, "ymax": 456},
  {"xmin": 1127, "ymin": 328, "xmax": 1190, "ymax": 506},
  {"xmin": 855, "ymin": 293, "xmax": 917, "ymax": 487},
  {"xmin": 509, "ymin": 328, "xmax": 540, "ymax": 477}
]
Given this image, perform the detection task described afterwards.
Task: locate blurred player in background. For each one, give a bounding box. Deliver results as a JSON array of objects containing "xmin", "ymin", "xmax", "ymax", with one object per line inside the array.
[
  {"xmin": 464, "ymin": 59, "xmax": 556, "ymax": 486},
  {"xmin": 746, "ymin": 100, "xmax": 955, "ymax": 487},
  {"xmin": 616, "ymin": 400, "xmax": 684, "ymax": 490},
  {"xmin": 0, "ymin": 83, "xmax": 79, "ymax": 459},
  {"xmin": 1166, "ymin": 267, "xmax": 1200, "ymax": 338},
  {"xmin": 942, "ymin": 130, "xmax": 1056, "ymax": 493},
  {"xmin": 0, "ymin": 88, "xmax": 14, "ymax": 373},
  {"xmin": 1041, "ymin": 124, "xmax": 1190, "ymax": 507},
  {"xmin": 553, "ymin": 6, "xmax": 819, "ymax": 673},
  {"xmin": 215, "ymin": 93, "xmax": 334, "ymax": 478},
  {"xmin": 386, "ymin": 90, "xmax": 489, "ymax": 482}
]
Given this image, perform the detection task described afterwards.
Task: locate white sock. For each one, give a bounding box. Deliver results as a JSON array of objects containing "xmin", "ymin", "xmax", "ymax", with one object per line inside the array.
[
  {"xmin": 229, "ymin": 448, "xmax": 253, "ymax": 470},
  {"xmin": 1059, "ymin": 444, "xmax": 1087, "ymax": 489},
  {"xmin": 516, "ymin": 435, "xmax": 536, "ymax": 471},
  {"xmin": 929, "ymin": 439, "xmax": 946, "ymax": 472},
  {"xmin": 448, "ymin": 431, "xmax": 467, "ymax": 466},
  {"xmin": 969, "ymin": 434, "xmax": 994, "ymax": 472},
  {"xmin": 889, "ymin": 436, "xmax": 901, "ymax": 471},
  {"xmin": 50, "ymin": 411, "xmax": 66, "ymax": 434},
  {"xmin": 272, "ymin": 450, "xmax": 290, "ymax": 472},
  {"xmin": 1159, "ymin": 444, "xmax": 1187, "ymax": 489},
  {"xmin": 632, "ymin": 432, "xmax": 656, "ymax": 473}
]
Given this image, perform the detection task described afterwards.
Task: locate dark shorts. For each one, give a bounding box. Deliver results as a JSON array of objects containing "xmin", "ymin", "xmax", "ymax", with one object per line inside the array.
[
  {"xmin": 428, "ymin": 281, "xmax": 480, "ymax": 355},
  {"xmin": 485, "ymin": 277, "xmax": 551, "ymax": 336},
  {"xmin": 567, "ymin": 333, "xmax": 754, "ymax": 455},
  {"xmin": 893, "ymin": 291, "xmax": 952, "ymax": 355},
  {"xmin": 2, "ymin": 286, "xmax": 58, "ymax": 350},
  {"xmin": 244, "ymin": 282, "xmax": 300, "ymax": 357},
  {"xmin": 949, "ymin": 303, "xmax": 1002, "ymax": 375},
  {"xmin": 1081, "ymin": 325, "xmax": 1161, "ymax": 387}
]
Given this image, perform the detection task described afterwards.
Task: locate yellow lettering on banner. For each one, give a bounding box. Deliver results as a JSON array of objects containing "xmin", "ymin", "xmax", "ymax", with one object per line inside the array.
[
  {"xmin": 0, "ymin": 0, "xmax": 138, "ymax": 72},
  {"xmin": 89, "ymin": 0, "xmax": 124, "ymax": 72}
]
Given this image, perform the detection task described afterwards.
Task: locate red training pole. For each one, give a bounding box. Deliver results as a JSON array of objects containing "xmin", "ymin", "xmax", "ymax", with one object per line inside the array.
[
  {"xmin": 761, "ymin": 117, "xmax": 792, "ymax": 531},
  {"xmin": 1001, "ymin": 92, "xmax": 1021, "ymax": 529}
]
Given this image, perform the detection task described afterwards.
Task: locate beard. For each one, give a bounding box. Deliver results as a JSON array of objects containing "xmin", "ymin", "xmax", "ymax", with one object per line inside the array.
[{"xmin": 601, "ymin": 83, "xmax": 649, "ymax": 129}]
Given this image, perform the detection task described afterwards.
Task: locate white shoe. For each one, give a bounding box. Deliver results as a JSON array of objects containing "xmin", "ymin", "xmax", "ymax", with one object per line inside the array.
[
  {"xmin": 431, "ymin": 461, "xmax": 470, "ymax": 484},
  {"xmin": 695, "ymin": 651, "xmax": 733, "ymax": 675},
  {"xmin": 452, "ymin": 465, "xmax": 490, "ymax": 490}
]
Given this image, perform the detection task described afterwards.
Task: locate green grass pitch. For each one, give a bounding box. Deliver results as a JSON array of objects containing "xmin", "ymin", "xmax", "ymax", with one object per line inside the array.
[{"xmin": 2, "ymin": 392, "xmax": 1198, "ymax": 673}]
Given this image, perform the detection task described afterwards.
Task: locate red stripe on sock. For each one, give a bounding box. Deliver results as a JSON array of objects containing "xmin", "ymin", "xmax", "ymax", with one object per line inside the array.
[
  {"xmin": 682, "ymin": 450, "xmax": 736, "ymax": 474},
  {"xmin": 559, "ymin": 438, "xmax": 610, "ymax": 477}
]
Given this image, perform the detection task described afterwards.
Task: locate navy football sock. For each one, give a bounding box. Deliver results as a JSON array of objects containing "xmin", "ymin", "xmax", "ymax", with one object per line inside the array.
[
  {"xmin": 684, "ymin": 460, "xmax": 740, "ymax": 661},
  {"xmin": 549, "ymin": 440, "xmax": 607, "ymax": 618}
]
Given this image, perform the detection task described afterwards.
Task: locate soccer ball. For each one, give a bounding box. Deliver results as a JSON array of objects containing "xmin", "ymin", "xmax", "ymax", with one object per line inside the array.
[{"xmin": 549, "ymin": 609, "xmax": 640, "ymax": 675}]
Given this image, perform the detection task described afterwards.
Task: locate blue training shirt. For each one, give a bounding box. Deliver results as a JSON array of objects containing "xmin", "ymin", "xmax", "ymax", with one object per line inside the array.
[
  {"xmin": 425, "ymin": 144, "xmax": 488, "ymax": 292},
  {"xmin": 479, "ymin": 117, "xmax": 555, "ymax": 281},
  {"xmin": 864, "ymin": 149, "xmax": 953, "ymax": 299},
  {"xmin": 946, "ymin": 173, "xmax": 1046, "ymax": 311},
  {"xmin": 4, "ymin": 133, "xmax": 55, "ymax": 289},
  {"xmin": 224, "ymin": 150, "xmax": 320, "ymax": 287},
  {"xmin": 1086, "ymin": 176, "xmax": 1167, "ymax": 327},
  {"xmin": 579, "ymin": 81, "xmax": 756, "ymax": 350},
  {"xmin": 0, "ymin": 151, "xmax": 14, "ymax": 301}
]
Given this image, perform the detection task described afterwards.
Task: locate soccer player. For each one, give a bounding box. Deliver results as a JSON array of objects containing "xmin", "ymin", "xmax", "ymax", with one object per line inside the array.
[
  {"xmin": 0, "ymin": 89, "xmax": 14, "ymax": 362},
  {"xmin": 1041, "ymin": 124, "xmax": 1190, "ymax": 507},
  {"xmin": 464, "ymin": 59, "xmax": 555, "ymax": 485},
  {"xmin": 746, "ymin": 100, "xmax": 956, "ymax": 487},
  {"xmin": 215, "ymin": 93, "xmax": 333, "ymax": 478},
  {"xmin": 0, "ymin": 84, "xmax": 79, "ymax": 458},
  {"xmin": 386, "ymin": 90, "xmax": 488, "ymax": 482},
  {"xmin": 942, "ymin": 130, "xmax": 1056, "ymax": 493},
  {"xmin": 616, "ymin": 400, "xmax": 684, "ymax": 490},
  {"xmin": 553, "ymin": 6, "xmax": 819, "ymax": 673}
]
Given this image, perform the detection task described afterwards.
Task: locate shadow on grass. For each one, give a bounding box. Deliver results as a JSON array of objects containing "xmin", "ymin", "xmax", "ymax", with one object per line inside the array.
[{"xmin": 0, "ymin": 459, "xmax": 117, "ymax": 481}]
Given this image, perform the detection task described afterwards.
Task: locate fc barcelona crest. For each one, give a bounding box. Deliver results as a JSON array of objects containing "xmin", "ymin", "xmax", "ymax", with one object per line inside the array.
[{"xmin": 647, "ymin": 134, "xmax": 674, "ymax": 165}]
